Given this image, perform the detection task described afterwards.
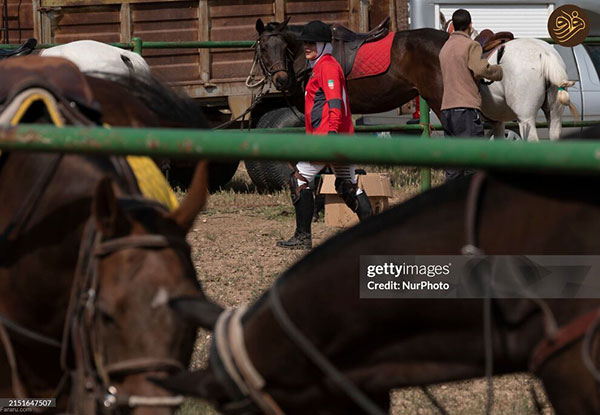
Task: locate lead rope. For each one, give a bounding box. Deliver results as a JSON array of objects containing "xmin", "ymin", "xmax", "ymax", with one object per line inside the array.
[{"xmin": 268, "ymin": 285, "xmax": 387, "ymax": 415}]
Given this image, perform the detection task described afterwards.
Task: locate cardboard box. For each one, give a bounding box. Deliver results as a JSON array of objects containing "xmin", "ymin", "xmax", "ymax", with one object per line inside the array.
[{"xmin": 318, "ymin": 173, "xmax": 392, "ymax": 228}]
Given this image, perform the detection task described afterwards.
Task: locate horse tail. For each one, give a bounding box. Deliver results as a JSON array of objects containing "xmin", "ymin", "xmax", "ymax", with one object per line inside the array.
[{"xmin": 540, "ymin": 47, "xmax": 579, "ymax": 119}]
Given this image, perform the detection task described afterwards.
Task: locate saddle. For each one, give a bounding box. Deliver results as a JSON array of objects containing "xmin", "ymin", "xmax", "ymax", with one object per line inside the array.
[
  {"xmin": 474, "ymin": 29, "xmax": 514, "ymax": 54},
  {"xmin": 331, "ymin": 17, "xmax": 391, "ymax": 77},
  {"xmin": 0, "ymin": 38, "xmax": 37, "ymax": 60},
  {"xmin": 0, "ymin": 56, "xmax": 101, "ymax": 126}
]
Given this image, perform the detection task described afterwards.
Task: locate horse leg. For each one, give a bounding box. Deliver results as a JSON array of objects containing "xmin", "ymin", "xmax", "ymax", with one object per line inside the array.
[
  {"xmin": 518, "ymin": 118, "xmax": 539, "ymax": 142},
  {"xmin": 491, "ymin": 121, "xmax": 505, "ymax": 140}
]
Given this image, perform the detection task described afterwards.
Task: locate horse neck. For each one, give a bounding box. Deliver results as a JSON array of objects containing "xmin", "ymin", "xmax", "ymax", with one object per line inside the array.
[
  {"xmin": 0, "ymin": 154, "xmax": 131, "ymax": 332},
  {"xmin": 241, "ymin": 174, "xmax": 600, "ymax": 396}
]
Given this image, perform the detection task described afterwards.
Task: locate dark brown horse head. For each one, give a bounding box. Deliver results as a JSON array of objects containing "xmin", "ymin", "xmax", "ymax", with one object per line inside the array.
[
  {"xmin": 65, "ymin": 161, "xmax": 220, "ymax": 415},
  {"xmin": 255, "ymin": 17, "xmax": 304, "ymax": 92}
]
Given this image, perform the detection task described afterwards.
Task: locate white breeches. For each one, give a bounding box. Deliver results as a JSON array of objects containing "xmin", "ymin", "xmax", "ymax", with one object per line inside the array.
[{"xmin": 296, "ymin": 161, "xmax": 363, "ymax": 195}]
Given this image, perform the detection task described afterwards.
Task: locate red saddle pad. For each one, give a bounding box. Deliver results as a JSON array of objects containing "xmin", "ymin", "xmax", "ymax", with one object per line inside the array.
[{"xmin": 348, "ymin": 32, "xmax": 395, "ymax": 80}]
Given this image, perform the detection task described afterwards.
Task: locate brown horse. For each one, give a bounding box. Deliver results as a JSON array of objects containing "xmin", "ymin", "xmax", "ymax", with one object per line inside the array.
[
  {"xmin": 254, "ymin": 18, "xmax": 448, "ymax": 117},
  {"xmin": 158, "ymin": 170, "xmax": 600, "ymax": 415},
  {"xmin": 0, "ymin": 57, "xmax": 222, "ymax": 414}
]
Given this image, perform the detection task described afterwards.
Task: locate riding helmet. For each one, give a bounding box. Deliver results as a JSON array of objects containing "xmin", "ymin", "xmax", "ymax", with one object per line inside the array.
[{"xmin": 298, "ymin": 21, "xmax": 332, "ymax": 42}]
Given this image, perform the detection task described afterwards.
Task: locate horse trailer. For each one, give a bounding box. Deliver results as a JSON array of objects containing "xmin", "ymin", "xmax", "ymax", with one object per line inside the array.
[{"xmin": 0, "ymin": 0, "xmax": 408, "ymax": 126}]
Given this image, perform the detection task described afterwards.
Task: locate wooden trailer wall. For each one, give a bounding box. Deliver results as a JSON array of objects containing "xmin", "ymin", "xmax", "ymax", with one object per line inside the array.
[{"xmin": 0, "ymin": 0, "xmax": 407, "ymax": 109}]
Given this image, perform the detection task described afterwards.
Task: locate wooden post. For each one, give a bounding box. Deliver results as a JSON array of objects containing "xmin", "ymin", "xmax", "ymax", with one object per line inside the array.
[
  {"xmin": 198, "ymin": 0, "xmax": 210, "ymax": 83},
  {"xmin": 274, "ymin": 0, "xmax": 285, "ymax": 22},
  {"xmin": 32, "ymin": 0, "xmax": 42, "ymax": 42},
  {"xmin": 120, "ymin": 3, "xmax": 131, "ymax": 43}
]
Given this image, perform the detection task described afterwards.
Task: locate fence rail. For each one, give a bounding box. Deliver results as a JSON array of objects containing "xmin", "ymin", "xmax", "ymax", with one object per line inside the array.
[{"xmin": 1, "ymin": 125, "xmax": 600, "ymax": 174}]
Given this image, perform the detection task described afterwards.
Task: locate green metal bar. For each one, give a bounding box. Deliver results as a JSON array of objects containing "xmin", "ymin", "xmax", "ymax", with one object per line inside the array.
[
  {"xmin": 139, "ymin": 41, "xmax": 254, "ymax": 49},
  {"xmin": 132, "ymin": 37, "xmax": 143, "ymax": 56},
  {"xmin": 3, "ymin": 125, "xmax": 600, "ymax": 173},
  {"xmin": 0, "ymin": 36, "xmax": 595, "ymax": 50},
  {"xmin": 253, "ymin": 120, "xmax": 600, "ymax": 134},
  {"xmin": 0, "ymin": 40, "xmax": 253, "ymax": 50},
  {"xmin": 419, "ymin": 97, "xmax": 432, "ymax": 191},
  {"xmin": 252, "ymin": 124, "xmax": 425, "ymax": 134}
]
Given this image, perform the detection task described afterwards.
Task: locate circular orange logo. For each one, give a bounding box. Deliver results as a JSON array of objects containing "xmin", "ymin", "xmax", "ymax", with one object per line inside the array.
[{"xmin": 548, "ymin": 4, "xmax": 590, "ymax": 47}]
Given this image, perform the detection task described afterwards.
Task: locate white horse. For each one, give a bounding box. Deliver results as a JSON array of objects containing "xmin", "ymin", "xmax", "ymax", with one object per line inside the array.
[
  {"xmin": 439, "ymin": 12, "xmax": 576, "ymax": 141},
  {"xmin": 480, "ymin": 38, "xmax": 576, "ymax": 141},
  {"xmin": 40, "ymin": 40, "xmax": 150, "ymax": 77}
]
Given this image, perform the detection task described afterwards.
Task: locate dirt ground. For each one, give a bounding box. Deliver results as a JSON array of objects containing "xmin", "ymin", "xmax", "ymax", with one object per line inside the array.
[{"xmin": 177, "ymin": 165, "xmax": 555, "ymax": 415}]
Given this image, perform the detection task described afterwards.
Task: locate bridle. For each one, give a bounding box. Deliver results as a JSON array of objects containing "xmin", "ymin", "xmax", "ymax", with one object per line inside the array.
[
  {"xmin": 0, "ymin": 158, "xmax": 190, "ymax": 414},
  {"xmin": 66, "ymin": 197, "xmax": 190, "ymax": 414},
  {"xmin": 255, "ymin": 33, "xmax": 296, "ymax": 85},
  {"xmin": 254, "ymin": 31, "xmax": 310, "ymax": 94}
]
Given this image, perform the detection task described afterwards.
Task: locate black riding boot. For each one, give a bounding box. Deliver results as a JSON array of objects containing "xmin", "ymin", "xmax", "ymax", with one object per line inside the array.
[
  {"xmin": 277, "ymin": 189, "xmax": 313, "ymax": 249},
  {"xmin": 355, "ymin": 192, "xmax": 372, "ymax": 221}
]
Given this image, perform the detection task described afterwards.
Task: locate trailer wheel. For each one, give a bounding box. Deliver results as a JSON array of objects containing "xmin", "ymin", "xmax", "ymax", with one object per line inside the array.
[
  {"xmin": 208, "ymin": 160, "xmax": 239, "ymax": 192},
  {"xmin": 245, "ymin": 107, "xmax": 304, "ymax": 192},
  {"xmin": 164, "ymin": 161, "xmax": 238, "ymax": 193}
]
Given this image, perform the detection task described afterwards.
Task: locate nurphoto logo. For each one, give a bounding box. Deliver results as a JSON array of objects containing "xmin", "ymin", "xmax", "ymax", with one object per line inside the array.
[{"xmin": 548, "ymin": 4, "xmax": 590, "ymax": 47}]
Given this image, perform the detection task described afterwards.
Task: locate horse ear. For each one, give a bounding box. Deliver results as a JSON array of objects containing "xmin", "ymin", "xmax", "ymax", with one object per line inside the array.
[
  {"xmin": 169, "ymin": 296, "xmax": 224, "ymax": 330},
  {"xmin": 151, "ymin": 369, "xmax": 227, "ymax": 401},
  {"xmin": 256, "ymin": 18, "xmax": 265, "ymax": 34},
  {"xmin": 167, "ymin": 160, "xmax": 208, "ymax": 233},
  {"xmin": 439, "ymin": 11, "xmax": 447, "ymax": 31},
  {"xmin": 277, "ymin": 16, "xmax": 291, "ymax": 30},
  {"xmin": 93, "ymin": 177, "xmax": 130, "ymax": 238}
]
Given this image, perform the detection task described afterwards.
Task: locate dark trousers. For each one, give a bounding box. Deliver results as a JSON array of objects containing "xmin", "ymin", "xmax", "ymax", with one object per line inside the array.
[{"xmin": 441, "ymin": 108, "xmax": 484, "ymax": 180}]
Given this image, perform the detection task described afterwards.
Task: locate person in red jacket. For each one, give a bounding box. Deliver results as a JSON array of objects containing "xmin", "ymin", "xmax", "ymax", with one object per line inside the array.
[{"xmin": 277, "ymin": 20, "xmax": 372, "ymax": 250}]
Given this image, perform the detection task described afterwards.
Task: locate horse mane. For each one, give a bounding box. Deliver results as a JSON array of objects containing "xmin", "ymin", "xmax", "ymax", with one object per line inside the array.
[{"xmin": 85, "ymin": 71, "xmax": 209, "ymax": 129}]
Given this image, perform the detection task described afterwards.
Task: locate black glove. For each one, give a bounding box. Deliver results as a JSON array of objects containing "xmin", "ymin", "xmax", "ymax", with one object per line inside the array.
[{"xmin": 328, "ymin": 131, "xmax": 338, "ymax": 135}]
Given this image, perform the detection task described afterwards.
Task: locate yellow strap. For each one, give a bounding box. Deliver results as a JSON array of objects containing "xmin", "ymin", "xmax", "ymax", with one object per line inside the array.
[
  {"xmin": 126, "ymin": 156, "xmax": 179, "ymax": 211},
  {"xmin": 3, "ymin": 93, "xmax": 178, "ymax": 211},
  {"xmin": 10, "ymin": 93, "xmax": 64, "ymax": 127}
]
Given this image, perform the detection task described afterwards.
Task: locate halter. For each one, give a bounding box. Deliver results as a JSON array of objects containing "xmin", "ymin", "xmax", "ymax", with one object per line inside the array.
[
  {"xmin": 254, "ymin": 32, "xmax": 310, "ymax": 93},
  {"xmin": 66, "ymin": 203, "xmax": 188, "ymax": 414},
  {"xmin": 255, "ymin": 33, "xmax": 296, "ymax": 81}
]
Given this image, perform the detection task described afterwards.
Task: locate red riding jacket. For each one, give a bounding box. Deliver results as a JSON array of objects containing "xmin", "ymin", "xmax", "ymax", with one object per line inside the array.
[{"xmin": 304, "ymin": 54, "xmax": 353, "ymax": 135}]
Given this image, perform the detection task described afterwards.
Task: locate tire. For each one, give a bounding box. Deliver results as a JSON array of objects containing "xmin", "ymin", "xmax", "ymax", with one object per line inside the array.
[
  {"xmin": 163, "ymin": 160, "xmax": 239, "ymax": 193},
  {"xmin": 245, "ymin": 107, "xmax": 304, "ymax": 192},
  {"xmin": 208, "ymin": 160, "xmax": 239, "ymax": 192}
]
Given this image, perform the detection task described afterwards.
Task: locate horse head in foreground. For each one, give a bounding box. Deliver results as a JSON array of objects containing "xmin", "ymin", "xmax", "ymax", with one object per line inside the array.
[
  {"xmin": 0, "ymin": 55, "xmax": 222, "ymax": 415},
  {"xmin": 159, "ymin": 167, "xmax": 600, "ymax": 414}
]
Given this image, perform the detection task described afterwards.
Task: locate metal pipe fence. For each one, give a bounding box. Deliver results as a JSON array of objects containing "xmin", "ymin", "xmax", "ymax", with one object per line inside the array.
[
  {"xmin": 0, "ymin": 35, "xmax": 599, "ymax": 190},
  {"xmin": 1, "ymin": 125, "xmax": 600, "ymax": 174}
]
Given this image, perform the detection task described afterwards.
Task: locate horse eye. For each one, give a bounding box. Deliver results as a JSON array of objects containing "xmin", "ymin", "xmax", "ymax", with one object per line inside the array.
[{"xmin": 97, "ymin": 307, "xmax": 117, "ymax": 326}]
